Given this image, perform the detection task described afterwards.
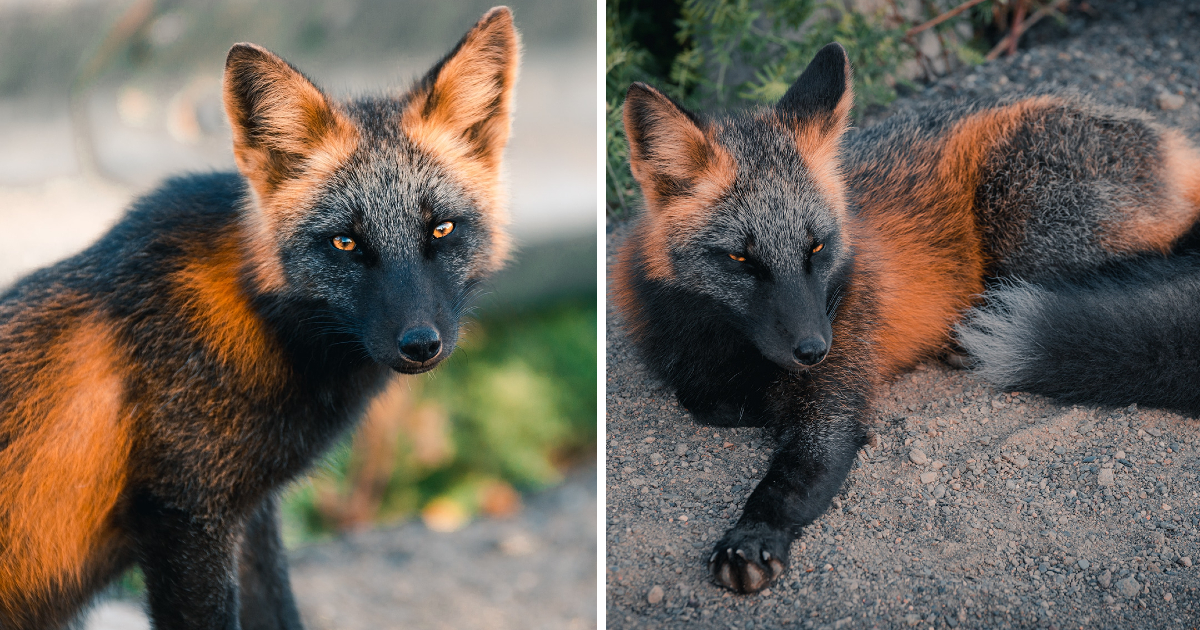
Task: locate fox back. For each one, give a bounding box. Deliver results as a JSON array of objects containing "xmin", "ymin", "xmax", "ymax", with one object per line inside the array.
[{"xmin": 0, "ymin": 8, "xmax": 518, "ymax": 628}]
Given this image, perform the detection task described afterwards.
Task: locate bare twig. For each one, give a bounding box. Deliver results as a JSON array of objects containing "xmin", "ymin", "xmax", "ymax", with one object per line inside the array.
[
  {"xmin": 984, "ymin": 0, "xmax": 1068, "ymax": 61},
  {"xmin": 905, "ymin": 0, "xmax": 990, "ymax": 39}
]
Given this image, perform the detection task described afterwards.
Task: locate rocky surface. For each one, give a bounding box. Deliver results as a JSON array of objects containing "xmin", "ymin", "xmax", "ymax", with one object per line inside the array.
[
  {"xmin": 87, "ymin": 465, "xmax": 596, "ymax": 630},
  {"xmin": 605, "ymin": 2, "xmax": 1200, "ymax": 627}
]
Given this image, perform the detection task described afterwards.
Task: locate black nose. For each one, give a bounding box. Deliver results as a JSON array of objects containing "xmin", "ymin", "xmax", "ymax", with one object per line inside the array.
[
  {"xmin": 793, "ymin": 336, "xmax": 828, "ymax": 366},
  {"xmin": 399, "ymin": 327, "xmax": 442, "ymax": 363}
]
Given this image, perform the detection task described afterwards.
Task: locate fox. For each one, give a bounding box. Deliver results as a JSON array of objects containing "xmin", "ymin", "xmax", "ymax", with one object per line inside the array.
[
  {"xmin": 613, "ymin": 42, "xmax": 1200, "ymax": 594},
  {"xmin": 0, "ymin": 7, "xmax": 518, "ymax": 629}
]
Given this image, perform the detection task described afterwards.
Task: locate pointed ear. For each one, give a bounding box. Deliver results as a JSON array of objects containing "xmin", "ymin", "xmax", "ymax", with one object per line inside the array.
[
  {"xmin": 623, "ymin": 82, "xmax": 735, "ymax": 214},
  {"xmin": 777, "ymin": 42, "xmax": 854, "ymax": 135},
  {"xmin": 401, "ymin": 6, "xmax": 520, "ymax": 210},
  {"xmin": 223, "ymin": 43, "xmax": 358, "ymax": 201}
]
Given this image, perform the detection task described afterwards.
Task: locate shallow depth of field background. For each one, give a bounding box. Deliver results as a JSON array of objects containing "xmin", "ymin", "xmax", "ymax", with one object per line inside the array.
[{"xmin": 0, "ymin": 0, "xmax": 595, "ymax": 592}]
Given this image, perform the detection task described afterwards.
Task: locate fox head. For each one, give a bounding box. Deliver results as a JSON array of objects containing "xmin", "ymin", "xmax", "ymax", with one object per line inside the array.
[
  {"xmin": 222, "ymin": 7, "xmax": 518, "ymax": 374},
  {"xmin": 620, "ymin": 43, "xmax": 854, "ymax": 373}
]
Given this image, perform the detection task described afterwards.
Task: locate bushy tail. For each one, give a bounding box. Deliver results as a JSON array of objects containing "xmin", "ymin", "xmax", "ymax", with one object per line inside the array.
[{"xmin": 957, "ymin": 252, "xmax": 1200, "ymax": 416}]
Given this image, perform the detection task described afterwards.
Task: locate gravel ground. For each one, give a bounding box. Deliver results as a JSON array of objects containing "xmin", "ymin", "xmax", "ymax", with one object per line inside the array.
[
  {"xmin": 86, "ymin": 464, "xmax": 596, "ymax": 630},
  {"xmin": 605, "ymin": 2, "xmax": 1200, "ymax": 628}
]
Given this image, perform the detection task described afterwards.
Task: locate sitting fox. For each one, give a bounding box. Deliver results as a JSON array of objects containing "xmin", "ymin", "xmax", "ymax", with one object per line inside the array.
[
  {"xmin": 613, "ymin": 43, "xmax": 1200, "ymax": 593},
  {"xmin": 0, "ymin": 7, "xmax": 518, "ymax": 628}
]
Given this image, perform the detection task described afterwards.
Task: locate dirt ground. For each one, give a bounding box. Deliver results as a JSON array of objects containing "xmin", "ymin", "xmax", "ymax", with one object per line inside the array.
[
  {"xmin": 86, "ymin": 464, "xmax": 596, "ymax": 630},
  {"xmin": 605, "ymin": 2, "xmax": 1200, "ymax": 628}
]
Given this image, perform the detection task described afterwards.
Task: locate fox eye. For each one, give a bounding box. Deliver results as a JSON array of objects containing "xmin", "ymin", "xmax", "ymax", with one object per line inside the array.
[
  {"xmin": 331, "ymin": 235, "xmax": 357, "ymax": 251},
  {"xmin": 728, "ymin": 253, "xmax": 746, "ymax": 262},
  {"xmin": 432, "ymin": 221, "xmax": 455, "ymax": 239},
  {"xmin": 811, "ymin": 242, "xmax": 824, "ymax": 254}
]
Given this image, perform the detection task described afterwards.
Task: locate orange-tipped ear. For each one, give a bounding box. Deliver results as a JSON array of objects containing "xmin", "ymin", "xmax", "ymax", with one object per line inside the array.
[
  {"xmin": 622, "ymin": 82, "xmax": 735, "ymax": 215},
  {"xmin": 776, "ymin": 42, "xmax": 854, "ymax": 135},
  {"xmin": 401, "ymin": 6, "xmax": 520, "ymax": 214},
  {"xmin": 622, "ymin": 82, "xmax": 736, "ymax": 279},
  {"xmin": 776, "ymin": 43, "xmax": 853, "ymax": 218},
  {"xmin": 223, "ymin": 43, "xmax": 358, "ymax": 201}
]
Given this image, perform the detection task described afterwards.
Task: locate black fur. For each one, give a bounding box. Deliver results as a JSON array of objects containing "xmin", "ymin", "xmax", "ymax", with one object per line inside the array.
[{"xmin": 959, "ymin": 251, "xmax": 1200, "ymax": 416}]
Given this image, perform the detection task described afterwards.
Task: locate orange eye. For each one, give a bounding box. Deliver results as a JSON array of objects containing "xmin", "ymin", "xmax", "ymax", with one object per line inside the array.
[
  {"xmin": 728, "ymin": 253, "xmax": 746, "ymax": 262},
  {"xmin": 811, "ymin": 242, "xmax": 824, "ymax": 254},
  {"xmin": 432, "ymin": 221, "xmax": 455, "ymax": 238},
  {"xmin": 332, "ymin": 235, "xmax": 357, "ymax": 251}
]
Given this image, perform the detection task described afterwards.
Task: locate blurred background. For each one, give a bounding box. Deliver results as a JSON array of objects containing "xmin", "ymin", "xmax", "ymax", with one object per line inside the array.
[{"xmin": 0, "ymin": 0, "xmax": 596, "ymax": 628}]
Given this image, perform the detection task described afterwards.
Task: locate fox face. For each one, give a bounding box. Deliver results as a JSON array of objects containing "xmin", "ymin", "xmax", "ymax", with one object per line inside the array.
[
  {"xmin": 621, "ymin": 43, "xmax": 854, "ymax": 372},
  {"xmin": 222, "ymin": 8, "xmax": 518, "ymax": 374}
]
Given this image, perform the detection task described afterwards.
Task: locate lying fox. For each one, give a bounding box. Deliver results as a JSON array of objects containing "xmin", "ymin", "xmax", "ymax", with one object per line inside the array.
[
  {"xmin": 0, "ymin": 7, "xmax": 518, "ymax": 628},
  {"xmin": 614, "ymin": 43, "xmax": 1200, "ymax": 593}
]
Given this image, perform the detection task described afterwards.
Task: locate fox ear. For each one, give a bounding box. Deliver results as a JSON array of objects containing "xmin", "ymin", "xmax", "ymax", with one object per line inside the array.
[
  {"xmin": 777, "ymin": 42, "xmax": 853, "ymax": 134},
  {"xmin": 623, "ymin": 82, "xmax": 735, "ymax": 214},
  {"xmin": 401, "ymin": 6, "xmax": 520, "ymax": 208},
  {"xmin": 223, "ymin": 43, "xmax": 357, "ymax": 200}
]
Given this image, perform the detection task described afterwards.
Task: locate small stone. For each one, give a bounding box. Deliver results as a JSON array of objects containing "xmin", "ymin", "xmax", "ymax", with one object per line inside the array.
[
  {"xmin": 1157, "ymin": 92, "xmax": 1185, "ymax": 110},
  {"xmin": 1077, "ymin": 559, "xmax": 1090, "ymax": 571},
  {"xmin": 1099, "ymin": 570, "xmax": 1112, "ymax": 589},
  {"xmin": 1165, "ymin": 593, "xmax": 1173, "ymax": 602},
  {"xmin": 933, "ymin": 484, "xmax": 947, "ymax": 499},
  {"xmin": 931, "ymin": 460, "xmax": 945, "ymax": 470},
  {"xmin": 1098, "ymin": 468, "xmax": 1115, "ymax": 487},
  {"xmin": 920, "ymin": 471, "xmax": 939, "ymax": 484},
  {"xmin": 1180, "ymin": 557, "xmax": 1193, "ymax": 568},
  {"xmin": 905, "ymin": 613, "xmax": 920, "ymax": 626},
  {"xmin": 1012, "ymin": 455, "xmax": 1029, "ymax": 469},
  {"xmin": 675, "ymin": 443, "xmax": 688, "ymax": 457},
  {"xmin": 1115, "ymin": 450, "xmax": 1126, "ymax": 460},
  {"xmin": 644, "ymin": 436, "xmax": 656, "ymax": 444},
  {"xmin": 647, "ymin": 585, "xmax": 664, "ymax": 604},
  {"xmin": 621, "ymin": 466, "xmax": 634, "ymax": 475},
  {"xmin": 909, "ymin": 449, "xmax": 929, "ymax": 465},
  {"xmin": 1116, "ymin": 576, "xmax": 1141, "ymax": 598},
  {"xmin": 649, "ymin": 453, "xmax": 664, "ymax": 465}
]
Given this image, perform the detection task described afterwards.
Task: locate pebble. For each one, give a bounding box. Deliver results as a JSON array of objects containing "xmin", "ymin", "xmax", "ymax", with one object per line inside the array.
[
  {"xmin": 920, "ymin": 471, "xmax": 939, "ymax": 484},
  {"xmin": 1156, "ymin": 92, "xmax": 1185, "ymax": 110},
  {"xmin": 1181, "ymin": 557, "xmax": 1193, "ymax": 568},
  {"xmin": 1099, "ymin": 570, "xmax": 1112, "ymax": 589},
  {"xmin": 909, "ymin": 449, "xmax": 929, "ymax": 465},
  {"xmin": 674, "ymin": 443, "xmax": 688, "ymax": 456},
  {"xmin": 649, "ymin": 453, "xmax": 663, "ymax": 465},
  {"xmin": 933, "ymin": 484, "xmax": 947, "ymax": 499},
  {"xmin": 647, "ymin": 585, "xmax": 664, "ymax": 604},
  {"xmin": 1077, "ymin": 559, "xmax": 1090, "ymax": 571},
  {"xmin": 1098, "ymin": 468, "xmax": 1115, "ymax": 487},
  {"xmin": 1116, "ymin": 576, "xmax": 1142, "ymax": 598}
]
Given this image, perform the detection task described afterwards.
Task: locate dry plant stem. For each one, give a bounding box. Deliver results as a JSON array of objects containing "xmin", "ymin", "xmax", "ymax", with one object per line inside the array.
[
  {"xmin": 1007, "ymin": 0, "xmax": 1029, "ymax": 57},
  {"xmin": 905, "ymin": 0, "xmax": 991, "ymax": 38},
  {"xmin": 69, "ymin": 0, "xmax": 157, "ymax": 181},
  {"xmin": 985, "ymin": 0, "xmax": 1068, "ymax": 61}
]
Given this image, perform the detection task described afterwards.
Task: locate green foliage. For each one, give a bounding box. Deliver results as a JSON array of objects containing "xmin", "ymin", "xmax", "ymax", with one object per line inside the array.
[{"xmin": 605, "ymin": 0, "xmax": 913, "ymax": 220}]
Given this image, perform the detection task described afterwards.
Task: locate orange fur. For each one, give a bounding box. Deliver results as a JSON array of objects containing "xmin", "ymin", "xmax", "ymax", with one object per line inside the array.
[
  {"xmin": 1102, "ymin": 129, "xmax": 1200, "ymax": 253},
  {"xmin": 0, "ymin": 316, "xmax": 130, "ymax": 612},
  {"xmin": 401, "ymin": 6, "xmax": 519, "ymax": 274},
  {"xmin": 171, "ymin": 228, "xmax": 288, "ymax": 391}
]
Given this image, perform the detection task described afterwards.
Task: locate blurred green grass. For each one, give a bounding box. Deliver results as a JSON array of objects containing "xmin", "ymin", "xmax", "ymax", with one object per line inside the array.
[{"xmin": 279, "ymin": 297, "xmax": 597, "ymax": 545}]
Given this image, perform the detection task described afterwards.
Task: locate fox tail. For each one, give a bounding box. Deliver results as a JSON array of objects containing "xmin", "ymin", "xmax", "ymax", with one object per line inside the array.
[{"xmin": 957, "ymin": 251, "xmax": 1200, "ymax": 416}]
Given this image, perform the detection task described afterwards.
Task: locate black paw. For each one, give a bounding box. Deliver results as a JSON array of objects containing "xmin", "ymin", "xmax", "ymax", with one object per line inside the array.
[{"xmin": 708, "ymin": 523, "xmax": 789, "ymax": 593}]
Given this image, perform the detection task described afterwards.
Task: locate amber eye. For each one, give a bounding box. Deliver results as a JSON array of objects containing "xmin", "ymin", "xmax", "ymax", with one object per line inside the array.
[
  {"xmin": 728, "ymin": 253, "xmax": 746, "ymax": 262},
  {"xmin": 811, "ymin": 242, "xmax": 824, "ymax": 254},
  {"xmin": 331, "ymin": 235, "xmax": 357, "ymax": 251},
  {"xmin": 432, "ymin": 221, "xmax": 455, "ymax": 239}
]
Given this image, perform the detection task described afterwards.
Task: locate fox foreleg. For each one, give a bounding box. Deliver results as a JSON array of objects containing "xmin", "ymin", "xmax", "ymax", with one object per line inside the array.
[{"xmin": 709, "ymin": 379, "xmax": 869, "ymax": 593}]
